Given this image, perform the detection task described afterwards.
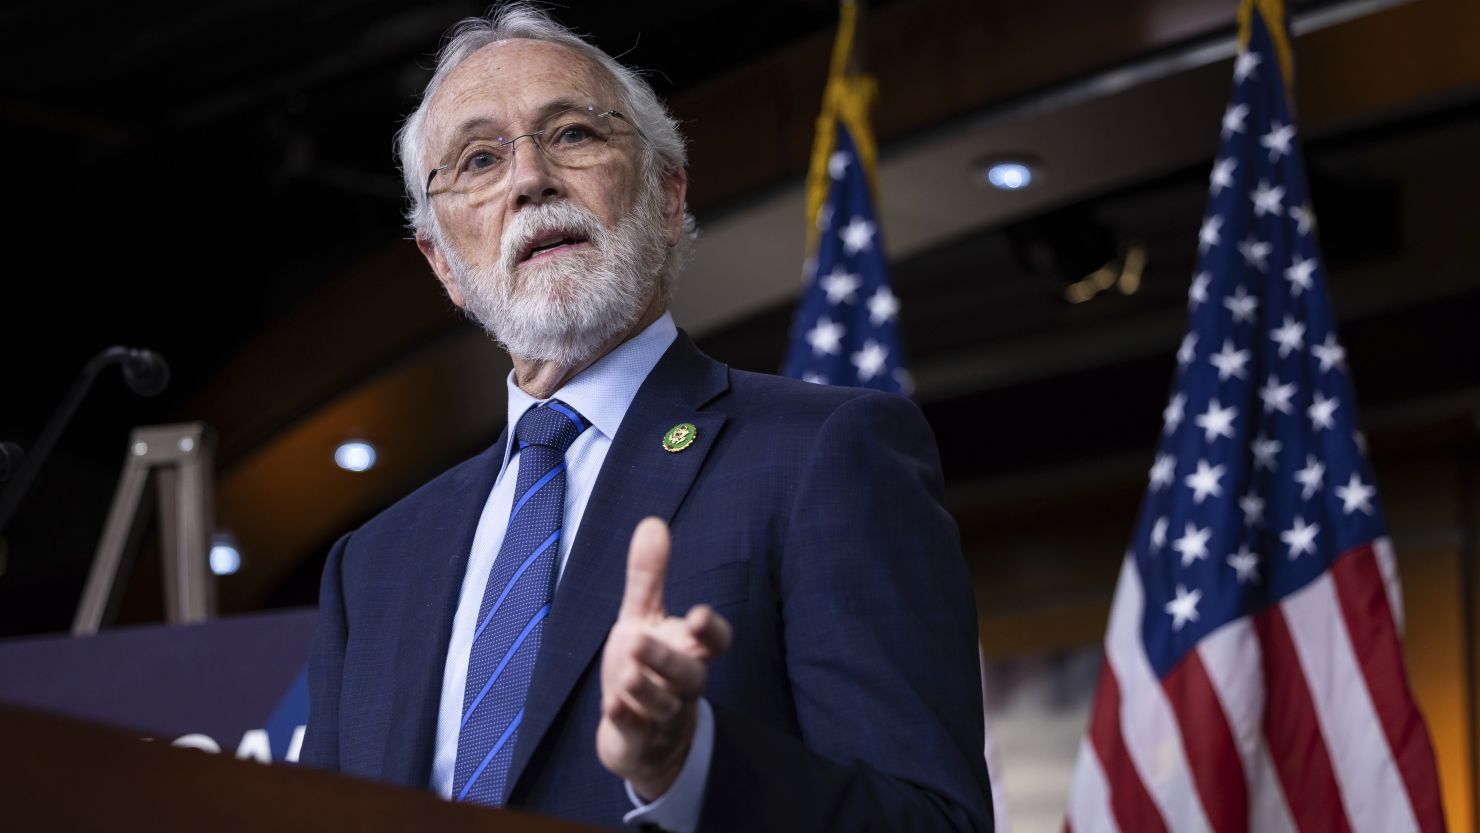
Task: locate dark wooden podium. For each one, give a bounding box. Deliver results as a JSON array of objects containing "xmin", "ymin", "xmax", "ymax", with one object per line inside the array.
[{"xmin": 0, "ymin": 706, "xmax": 602, "ymax": 831}]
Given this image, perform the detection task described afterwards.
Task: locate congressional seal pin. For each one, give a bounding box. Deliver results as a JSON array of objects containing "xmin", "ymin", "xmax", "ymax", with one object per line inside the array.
[{"xmin": 661, "ymin": 422, "xmax": 697, "ymax": 453}]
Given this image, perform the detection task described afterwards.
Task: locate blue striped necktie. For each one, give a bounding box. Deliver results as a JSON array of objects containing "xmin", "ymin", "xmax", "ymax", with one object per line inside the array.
[{"xmin": 452, "ymin": 399, "xmax": 588, "ymax": 805}]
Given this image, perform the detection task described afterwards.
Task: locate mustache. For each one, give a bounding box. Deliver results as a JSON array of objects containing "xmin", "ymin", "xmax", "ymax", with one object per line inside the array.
[{"xmin": 499, "ymin": 202, "xmax": 605, "ymax": 270}]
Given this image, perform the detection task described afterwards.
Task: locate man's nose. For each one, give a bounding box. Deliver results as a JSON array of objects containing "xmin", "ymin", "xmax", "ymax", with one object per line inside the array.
[{"xmin": 505, "ymin": 135, "xmax": 562, "ymax": 209}]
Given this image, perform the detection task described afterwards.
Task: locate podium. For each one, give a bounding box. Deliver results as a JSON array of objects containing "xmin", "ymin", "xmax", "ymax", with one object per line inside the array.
[{"xmin": 0, "ymin": 706, "xmax": 601, "ymax": 832}]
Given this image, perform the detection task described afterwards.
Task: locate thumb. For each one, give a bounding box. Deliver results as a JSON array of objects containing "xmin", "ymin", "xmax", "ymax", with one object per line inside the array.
[{"xmin": 620, "ymin": 516, "xmax": 670, "ymax": 620}]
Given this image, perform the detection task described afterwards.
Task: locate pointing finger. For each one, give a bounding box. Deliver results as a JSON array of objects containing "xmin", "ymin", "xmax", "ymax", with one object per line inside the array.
[{"xmin": 620, "ymin": 517, "xmax": 670, "ymax": 620}]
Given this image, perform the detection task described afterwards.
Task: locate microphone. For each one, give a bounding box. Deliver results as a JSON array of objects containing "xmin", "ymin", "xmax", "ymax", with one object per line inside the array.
[
  {"xmin": 122, "ymin": 349, "xmax": 170, "ymax": 397},
  {"xmin": 0, "ymin": 442, "xmax": 22, "ymax": 484},
  {"xmin": 0, "ymin": 346, "xmax": 172, "ymax": 535}
]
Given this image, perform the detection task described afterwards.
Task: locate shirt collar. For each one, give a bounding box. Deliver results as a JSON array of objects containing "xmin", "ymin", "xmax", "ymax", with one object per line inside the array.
[{"xmin": 503, "ymin": 311, "xmax": 678, "ymax": 449}]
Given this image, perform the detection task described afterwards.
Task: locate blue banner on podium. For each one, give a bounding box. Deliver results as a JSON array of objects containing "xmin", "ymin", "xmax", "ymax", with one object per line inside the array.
[{"xmin": 0, "ymin": 608, "xmax": 316, "ymax": 763}]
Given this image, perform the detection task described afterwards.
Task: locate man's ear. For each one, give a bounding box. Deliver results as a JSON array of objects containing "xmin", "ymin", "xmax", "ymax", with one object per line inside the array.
[
  {"xmin": 417, "ymin": 233, "xmax": 465, "ymax": 308},
  {"xmin": 661, "ymin": 167, "xmax": 689, "ymax": 248}
]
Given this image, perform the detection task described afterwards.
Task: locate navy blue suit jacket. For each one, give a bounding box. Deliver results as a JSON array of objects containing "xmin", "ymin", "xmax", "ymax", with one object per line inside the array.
[{"xmin": 302, "ymin": 333, "xmax": 994, "ymax": 831}]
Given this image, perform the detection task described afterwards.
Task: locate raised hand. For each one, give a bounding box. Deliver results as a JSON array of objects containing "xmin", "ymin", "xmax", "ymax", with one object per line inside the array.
[{"xmin": 596, "ymin": 517, "xmax": 732, "ymax": 800}]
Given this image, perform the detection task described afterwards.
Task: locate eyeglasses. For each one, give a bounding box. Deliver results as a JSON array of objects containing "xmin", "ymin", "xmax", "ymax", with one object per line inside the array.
[{"xmin": 425, "ymin": 105, "xmax": 642, "ymax": 200}]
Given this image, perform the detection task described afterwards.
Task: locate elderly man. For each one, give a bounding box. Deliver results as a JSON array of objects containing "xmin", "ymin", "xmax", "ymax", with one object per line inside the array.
[{"xmin": 301, "ymin": 5, "xmax": 993, "ymax": 831}]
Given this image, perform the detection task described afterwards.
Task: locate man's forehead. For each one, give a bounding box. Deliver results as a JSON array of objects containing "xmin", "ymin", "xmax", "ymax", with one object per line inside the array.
[{"xmin": 426, "ymin": 39, "xmax": 616, "ymax": 137}]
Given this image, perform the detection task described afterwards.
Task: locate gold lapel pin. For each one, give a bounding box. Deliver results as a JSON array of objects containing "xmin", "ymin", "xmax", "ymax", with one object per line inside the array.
[{"xmin": 661, "ymin": 422, "xmax": 697, "ymax": 453}]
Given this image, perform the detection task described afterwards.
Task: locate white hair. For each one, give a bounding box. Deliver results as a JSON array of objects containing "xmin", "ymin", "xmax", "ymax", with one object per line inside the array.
[{"xmin": 396, "ymin": 3, "xmax": 694, "ymax": 296}]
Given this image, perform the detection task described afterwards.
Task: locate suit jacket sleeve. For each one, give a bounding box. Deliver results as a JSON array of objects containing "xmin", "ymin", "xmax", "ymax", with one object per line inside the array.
[
  {"xmin": 700, "ymin": 391, "xmax": 994, "ymax": 832},
  {"xmin": 301, "ymin": 531, "xmax": 352, "ymax": 772}
]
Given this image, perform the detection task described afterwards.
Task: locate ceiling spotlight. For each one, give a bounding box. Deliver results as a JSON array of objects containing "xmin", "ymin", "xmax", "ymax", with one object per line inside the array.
[
  {"xmin": 983, "ymin": 161, "xmax": 1034, "ymax": 191},
  {"xmin": 335, "ymin": 440, "xmax": 377, "ymax": 472},
  {"xmin": 210, "ymin": 534, "xmax": 241, "ymax": 576}
]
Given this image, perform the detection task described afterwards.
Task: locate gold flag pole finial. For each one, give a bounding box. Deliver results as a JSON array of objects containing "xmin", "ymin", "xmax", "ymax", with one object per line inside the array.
[{"xmin": 1238, "ymin": 0, "xmax": 1296, "ymax": 89}]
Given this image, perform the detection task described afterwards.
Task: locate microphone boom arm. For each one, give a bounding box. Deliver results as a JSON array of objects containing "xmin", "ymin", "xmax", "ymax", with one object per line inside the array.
[{"xmin": 0, "ymin": 347, "xmax": 169, "ymax": 536}]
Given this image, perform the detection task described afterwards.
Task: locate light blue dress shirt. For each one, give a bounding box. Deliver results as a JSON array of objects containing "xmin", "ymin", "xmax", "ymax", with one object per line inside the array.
[{"xmin": 430, "ymin": 311, "xmax": 713, "ymax": 832}]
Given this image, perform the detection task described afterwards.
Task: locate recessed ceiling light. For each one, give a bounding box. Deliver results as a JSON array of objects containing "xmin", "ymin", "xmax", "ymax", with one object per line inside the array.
[
  {"xmin": 984, "ymin": 161, "xmax": 1034, "ymax": 191},
  {"xmin": 335, "ymin": 440, "xmax": 377, "ymax": 472},
  {"xmin": 209, "ymin": 535, "xmax": 241, "ymax": 576}
]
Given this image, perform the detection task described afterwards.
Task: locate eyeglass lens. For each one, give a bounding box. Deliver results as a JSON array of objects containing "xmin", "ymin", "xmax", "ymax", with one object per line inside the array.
[{"xmin": 429, "ymin": 107, "xmax": 629, "ymax": 196}]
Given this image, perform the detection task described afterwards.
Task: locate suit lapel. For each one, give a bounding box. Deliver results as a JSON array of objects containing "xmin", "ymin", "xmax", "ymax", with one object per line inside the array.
[
  {"xmin": 380, "ymin": 433, "xmax": 508, "ymax": 788},
  {"xmin": 505, "ymin": 333, "xmax": 730, "ymax": 798}
]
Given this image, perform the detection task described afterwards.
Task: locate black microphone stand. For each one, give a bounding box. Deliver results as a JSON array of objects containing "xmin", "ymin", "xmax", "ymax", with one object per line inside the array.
[{"xmin": 0, "ymin": 347, "xmax": 169, "ymax": 536}]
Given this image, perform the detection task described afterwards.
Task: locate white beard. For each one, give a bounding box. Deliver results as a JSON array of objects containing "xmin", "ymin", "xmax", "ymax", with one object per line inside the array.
[{"xmin": 444, "ymin": 179, "xmax": 670, "ymax": 367}]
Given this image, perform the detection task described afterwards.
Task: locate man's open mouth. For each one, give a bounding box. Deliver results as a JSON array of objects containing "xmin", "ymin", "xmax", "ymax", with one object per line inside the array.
[{"xmin": 519, "ymin": 231, "xmax": 590, "ymax": 264}]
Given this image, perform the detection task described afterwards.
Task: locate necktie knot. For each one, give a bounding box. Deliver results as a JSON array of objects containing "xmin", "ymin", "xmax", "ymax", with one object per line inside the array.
[{"xmin": 515, "ymin": 400, "xmax": 587, "ymax": 454}]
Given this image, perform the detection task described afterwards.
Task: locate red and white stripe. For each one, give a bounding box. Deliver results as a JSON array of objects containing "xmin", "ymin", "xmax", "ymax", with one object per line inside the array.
[{"xmin": 1065, "ymin": 539, "xmax": 1446, "ymax": 833}]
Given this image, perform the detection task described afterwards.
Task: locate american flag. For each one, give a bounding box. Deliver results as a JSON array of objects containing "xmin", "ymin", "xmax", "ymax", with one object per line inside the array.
[
  {"xmin": 783, "ymin": 118, "xmax": 907, "ymax": 394},
  {"xmin": 1064, "ymin": 3, "xmax": 1448, "ymax": 833},
  {"xmin": 783, "ymin": 5, "xmax": 1010, "ymax": 830}
]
